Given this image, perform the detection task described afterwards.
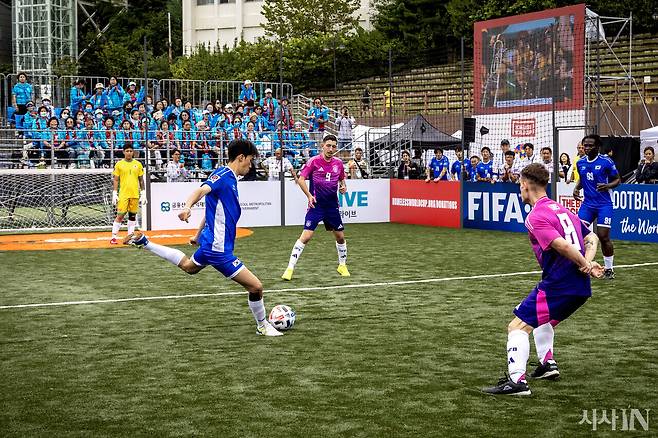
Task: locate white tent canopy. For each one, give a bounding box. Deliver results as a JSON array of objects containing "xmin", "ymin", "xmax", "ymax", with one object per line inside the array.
[{"xmin": 640, "ymin": 126, "xmax": 658, "ymax": 153}]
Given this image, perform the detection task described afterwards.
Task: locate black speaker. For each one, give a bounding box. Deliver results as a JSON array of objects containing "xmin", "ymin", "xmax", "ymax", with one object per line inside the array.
[{"xmin": 463, "ymin": 118, "xmax": 476, "ymax": 143}]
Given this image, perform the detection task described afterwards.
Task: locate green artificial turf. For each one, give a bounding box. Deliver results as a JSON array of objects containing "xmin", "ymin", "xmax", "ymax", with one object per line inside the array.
[{"xmin": 1, "ymin": 224, "xmax": 656, "ymax": 437}]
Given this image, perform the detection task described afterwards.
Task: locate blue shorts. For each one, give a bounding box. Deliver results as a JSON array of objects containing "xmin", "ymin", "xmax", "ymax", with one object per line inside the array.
[
  {"xmin": 191, "ymin": 247, "xmax": 245, "ymax": 278},
  {"xmin": 304, "ymin": 207, "xmax": 344, "ymax": 232},
  {"xmin": 513, "ymin": 287, "xmax": 589, "ymax": 328},
  {"xmin": 578, "ymin": 203, "xmax": 613, "ymax": 228}
]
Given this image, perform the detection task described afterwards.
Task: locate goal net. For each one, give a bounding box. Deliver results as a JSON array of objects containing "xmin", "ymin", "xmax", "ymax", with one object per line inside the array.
[{"xmin": 0, "ymin": 169, "xmax": 126, "ymax": 233}]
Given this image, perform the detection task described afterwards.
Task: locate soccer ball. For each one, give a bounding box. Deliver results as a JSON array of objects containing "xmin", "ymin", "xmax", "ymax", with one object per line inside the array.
[{"xmin": 268, "ymin": 304, "xmax": 296, "ymax": 331}]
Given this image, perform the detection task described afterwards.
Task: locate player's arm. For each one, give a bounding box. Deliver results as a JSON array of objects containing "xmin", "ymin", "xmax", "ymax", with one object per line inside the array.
[
  {"xmin": 339, "ymin": 177, "xmax": 347, "ymax": 194},
  {"xmin": 179, "ymin": 185, "xmax": 211, "ymax": 222},
  {"xmin": 583, "ymin": 231, "xmax": 599, "ymax": 263},
  {"xmin": 572, "ymin": 178, "xmax": 583, "ymax": 200},
  {"xmin": 112, "ymin": 174, "xmax": 119, "ymax": 205},
  {"xmin": 296, "ymin": 175, "xmax": 316, "ymax": 208},
  {"xmin": 597, "ymin": 173, "xmax": 621, "ymax": 191},
  {"xmin": 550, "ymin": 237, "xmax": 602, "ymax": 278},
  {"xmin": 190, "ymin": 215, "xmax": 206, "ymax": 245}
]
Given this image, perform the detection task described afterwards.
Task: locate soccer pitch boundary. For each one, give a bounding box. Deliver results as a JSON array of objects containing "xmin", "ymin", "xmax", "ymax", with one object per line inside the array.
[{"xmin": 1, "ymin": 261, "xmax": 656, "ymax": 311}]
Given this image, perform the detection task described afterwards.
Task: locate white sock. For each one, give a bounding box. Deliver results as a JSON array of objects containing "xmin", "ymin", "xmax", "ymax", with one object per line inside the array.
[
  {"xmin": 287, "ymin": 239, "xmax": 305, "ymax": 269},
  {"xmin": 248, "ymin": 298, "xmax": 267, "ymax": 326},
  {"xmin": 143, "ymin": 241, "xmax": 185, "ymax": 266},
  {"xmin": 507, "ymin": 330, "xmax": 530, "ymax": 383},
  {"xmin": 112, "ymin": 221, "xmax": 121, "ymax": 238},
  {"xmin": 336, "ymin": 241, "xmax": 347, "ymax": 265},
  {"xmin": 604, "ymin": 256, "xmax": 614, "ymax": 269},
  {"xmin": 127, "ymin": 220, "xmax": 136, "ymax": 235},
  {"xmin": 533, "ymin": 323, "xmax": 555, "ymax": 364}
]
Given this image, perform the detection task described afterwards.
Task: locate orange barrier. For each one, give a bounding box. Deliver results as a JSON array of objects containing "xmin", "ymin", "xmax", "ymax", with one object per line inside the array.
[{"xmin": 0, "ymin": 228, "xmax": 253, "ymax": 251}]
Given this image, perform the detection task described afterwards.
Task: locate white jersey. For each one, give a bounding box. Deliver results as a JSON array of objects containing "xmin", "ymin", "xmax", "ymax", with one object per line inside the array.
[{"xmin": 264, "ymin": 156, "xmax": 293, "ymax": 181}]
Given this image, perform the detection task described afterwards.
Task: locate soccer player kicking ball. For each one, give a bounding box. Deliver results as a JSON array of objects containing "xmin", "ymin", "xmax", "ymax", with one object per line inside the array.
[
  {"xmin": 573, "ymin": 134, "xmax": 620, "ymax": 279},
  {"xmin": 282, "ymin": 134, "xmax": 349, "ymax": 281},
  {"xmin": 124, "ymin": 140, "xmax": 282, "ymax": 337},
  {"xmin": 110, "ymin": 143, "xmax": 146, "ymax": 244},
  {"xmin": 482, "ymin": 163, "xmax": 603, "ymax": 396}
]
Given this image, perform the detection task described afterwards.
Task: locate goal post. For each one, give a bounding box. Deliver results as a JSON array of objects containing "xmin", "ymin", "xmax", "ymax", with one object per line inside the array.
[{"xmin": 0, "ymin": 168, "xmax": 139, "ymax": 233}]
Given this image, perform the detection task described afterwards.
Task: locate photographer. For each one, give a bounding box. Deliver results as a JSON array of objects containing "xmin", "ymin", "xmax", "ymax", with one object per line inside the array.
[
  {"xmin": 636, "ymin": 146, "xmax": 658, "ymax": 184},
  {"xmin": 335, "ymin": 106, "xmax": 355, "ymax": 159},
  {"xmin": 348, "ymin": 147, "xmax": 370, "ymax": 179}
]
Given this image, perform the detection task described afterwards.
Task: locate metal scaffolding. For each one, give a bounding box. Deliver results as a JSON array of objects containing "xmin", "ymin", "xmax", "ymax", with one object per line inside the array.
[{"xmin": 12, "ymin": 0, "xmax": 77, "ymax": 75}]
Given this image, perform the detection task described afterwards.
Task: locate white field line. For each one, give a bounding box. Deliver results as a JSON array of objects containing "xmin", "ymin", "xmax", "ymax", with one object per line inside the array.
[{"xmin": 1, "ymin": 262, "xmax": 657, "ymax": 311}]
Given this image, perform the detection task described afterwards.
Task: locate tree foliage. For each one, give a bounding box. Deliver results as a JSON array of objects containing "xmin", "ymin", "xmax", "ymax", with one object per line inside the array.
[{"xmin": 262, "ymin": 0, "xmax": 361, "ymax": 41}]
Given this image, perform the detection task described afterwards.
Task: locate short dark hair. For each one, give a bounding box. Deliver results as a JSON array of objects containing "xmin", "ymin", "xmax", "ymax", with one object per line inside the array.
[
  {"xmin": 521, "ymin": 163, "xmax": 549, "ymax": 187},
  {"xmin": 401, "ymin": 149, "xmax": 410, "ymax": 157},
  {"xmin": 227, "ymin": 139, "xmax": 258, "ymax": 161},
  {"xmin": 481, "ymin": 146, "xmax": 491, "ymax": 154},
  {"xmin": 504, "ymin": 150, "xmax": 515, "ymax": 157},
  {"xmin": 123, "ymin": 143, "xmax": 134, "ymax": 151},
  {"xmin": 434, "ymin": 147, "xmax": 444, "ymax": 154},
  {"xmin": 582, "ymin": 134, "xmax": 602, "ymax": 147},
  {"xmin": 523, "ymin": 142, "xmax": 534, "ymax": 150},
  {"xmin": 455, "ymin": 146, "xmax": 463, "ymax": 153},
  {"xmin": 322, "ymin": 134, "xmax": 337, "ymax": 144},
  {"xmin": 500, "ymin": 139, "xmax": 510, "ymax": 145},
  {"xmin": 355, "ymin": 147, "xmax": 363, "ymax": 153},
  {"xmin": 470, "ymin": 155, "xmax": 480, "ymax": 160},
  {"xmin": 541, "ymin": 147, "xmax": 552, "ymax": 154},
  {"xmin": 75, "ymin": 79, "xmax": 85, "ymax": 86}
]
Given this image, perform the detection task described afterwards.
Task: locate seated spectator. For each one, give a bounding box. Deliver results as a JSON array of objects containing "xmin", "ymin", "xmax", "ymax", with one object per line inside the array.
[
  {"xmin": 636, "ymin": 146, "xmax": 658, "ymax": 184},
  {"xmin": 558, "ymin": 152, "xmax": 572, "ymax": 182},
  {"xmin": 260, "ymin": 88, "xmax": 279, "ymax": 130},
  {"xmin": 58, "ymin": 108, "xmax": 71, "ymax": 129},
  {"xmin": 41, "ymin": 96, "xmax": 55, "ymax": 119},
  {"xmin": 12, "ymin": 72, "xmax": 33, "ymax": 117},
  {"xmin": 44, "ymin": 117, "xmax": 75, "ymax": 167},
  {"xmin": 476, "ymin": 146, "xmax": 495, "ymax": 183},
  {"xmin": 76, "ymin": 118, "xmax": 98, "ymax": 168},
  {"xmin": 166, "ymin": 149, "xmax": 190, "ymax": 182},
  {"xmin": 348, "ymin": 147, "xmax": 370, "ymax": 179},
  {"xmin": 450, "ymin": 147, "xmax": 470, "ymax": 181},
  {"xmin": 540, "ymin": 147, "xmax": 554, "ymax": 178},
  {"xmin": 262, "ymin": 148, "xmax": 297, "ymax": 181},
  {"xmin": 425, "ymin": 147, "xmax": 449, "ymax": 182},
  {"xmin": 100, "ymin": 117, "xmax": 117, "ymax": 162},
  {"xmin": 290, "ymin": 121, "xmax": 315, "ymax": 157},
  {"xmin": 398, "ymin": 149, "xmax": 420, "ymax": 179},
  {"xmin": 497, "ymin": 151, "xmax": 520, "ymax": 183},
  {"xmin": 275, "ymin": 97, "xmax": 294, "ymax": 131},
  {"xmin": 176, "ymin": 119, "xmax": 197, "ymax": 167}
]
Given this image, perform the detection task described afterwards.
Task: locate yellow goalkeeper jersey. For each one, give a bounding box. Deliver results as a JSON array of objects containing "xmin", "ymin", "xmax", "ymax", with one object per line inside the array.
[{"xmin": 113, "ymin": 159, "xmax": 144, "ymax": 199}]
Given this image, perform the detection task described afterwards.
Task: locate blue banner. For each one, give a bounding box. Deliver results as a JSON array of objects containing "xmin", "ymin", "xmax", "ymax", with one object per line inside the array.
[
  {"xmin": 611, "ymin": 184, "xmax": 658, "ymax": 243},
  {"xmin": 463, "ymin": 182, "xmax": 551, "ymax": 233}
]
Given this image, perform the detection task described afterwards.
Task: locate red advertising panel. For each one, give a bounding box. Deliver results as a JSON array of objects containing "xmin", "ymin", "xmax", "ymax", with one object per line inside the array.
[
  {"xmin": 474, "ymin": 4, "xmax": 585, "ymax": 114},
  {"xmin": 390, "ymin": 180, "xmax": 461, "ymax": 228}
]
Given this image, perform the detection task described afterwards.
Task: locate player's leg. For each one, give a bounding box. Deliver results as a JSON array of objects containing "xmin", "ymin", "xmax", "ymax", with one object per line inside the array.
[
  {"xmin": 232, "ymin": 266, "xmax": 282, "ymax": 336},
  {"xmin": 324, "ymin": 209, "xmax": 349, "ymax": 276},
  {"xmin": 111, "ymin": 203, "xmax": 127, "ymax": 244},
  {"xmin": 596, "ymin": 205, "xmax": 615, "ymax": 279},
  {"xmin": 127, "ymin": 199, "xmax": 139, "ymax": 235},
  {"xmin": 282, "ymin": 210, "xmax": 320, "ymax": 280},
  {"xmin": 530, "ymin": 323, "xmax": 559, "ymax": 379},
  {"xmin": 124, "ymin": 231, "xmax": 204, "ymax": 274}
]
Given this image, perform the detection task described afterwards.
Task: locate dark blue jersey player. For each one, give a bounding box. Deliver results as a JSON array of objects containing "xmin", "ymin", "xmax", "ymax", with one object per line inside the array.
[{"xmin": 573, "ymin": 134, "xmax": 620, "ymax": 279}]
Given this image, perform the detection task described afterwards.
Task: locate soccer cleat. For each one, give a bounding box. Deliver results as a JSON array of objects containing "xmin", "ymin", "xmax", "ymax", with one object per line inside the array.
[
  {"xmin": 123, "ymin": 230, "xmax": 149, "ymax": 247},
  {"xmin": 481, "ymin": 374, "xmax": 531, "ymax": 396},
  {"xmin": 603, "ymin": 268, "xmax": 615, "ymax": 280},
  {"xmin": 281, "ymin": 267, "xmax": 294, "ymax": 281},
  {"xmin": 337, "ymin": 264, "xmax": 350, "ymax": 277},
  {"xmin": 530, "ymin": 361, "xmax": 560, "ymax": 380},
  {"xmin": 256, "ymin": 321, "xmax": 283, "ymax": 337},
  {"xmin": 109, "ymin": 237, "xmax": 118, "ymax": 245}
]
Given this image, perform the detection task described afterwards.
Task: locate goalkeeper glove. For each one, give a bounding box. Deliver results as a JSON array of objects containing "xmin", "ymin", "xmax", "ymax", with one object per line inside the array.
[
  {"xmin": 139, "ymin": 191, "xmax": 147, "ymax": 205},
  {"xmin": 112, "ymin": 190, "xmax": 118, "ymax": 205}
]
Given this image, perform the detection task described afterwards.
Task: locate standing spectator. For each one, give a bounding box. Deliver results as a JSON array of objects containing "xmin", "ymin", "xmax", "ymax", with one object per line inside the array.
[
  {"xmin": 347, "ymin": 147, "xmax": 370, "ymax": 179},
  {"xmin": 166, "ymin": 149, "xmax": 190, "ymax": 182},
  {"xmin": 519, "ymin": 143, "xmax": 541, "ymax": 169},
  {"xmin": 398, "ymin": 150, "xmax": 420, "ymax": 179},
  {"xmin": 123, "ymin": 81, "xmax": 145, "ymax": 105},
  {"xmin": 476, "ymin": 147, "xmax": 495, "ymax": 183},
  {"xmin": 70, "ymin": 79, "xmax": 89, "ymax": 112},
  {"xmin": 335, "ymin": 106, "xmax": 355, "ymax": 159},
  {"xmin": 90, "ymin": 83, "xmax": 109, "ymax": 113},
  {"xmin": 425, "ymin": 147, "xmax": 450, "ymax": 182},
  {"xmin": 570, "ymin": 142, "xmax": 586, "ymax": 183},
  {"xmin": 468, "ymin": 156, "xmax": 481, "ymax": 182},
  {"xmin": 558, "ymin": 153, "xmax": 572, "ymax": 182},
  {"xmin": 450, "ymin": 147, "xmax": 471, "ymax": 181},
  {"xmin": 275, "ymin": 97, "xmax": 295, "ymax": 131},
  {"xmin": 498, "ymin": 151, "xmax": 520, "ymax": 183},
  {"xmin": 262, "ymin": 148, "xmax": 297, "ymax": 181},
  {"xmin": 12, "ymin": 72, "xmax": 33, "ymax": 117},
  {"xmin": 306, "ymin": 97, "xmax": 328, "ymax": 141},
  {"xmin": 540, "ymin": 147, "xmax": 554, "ymax": 178},
  {"xmin": 382, "ymin": 88, "xmax": 392, "ymax": 117},
  {"xmin": 636, "ymin": 146, "xmax": 658, "ymax": 184},
  {"xmin": 494, "ymin": 139, "xmax": 515, "ymax": 175},
  {"xmin": 259, "ymin": 88, "xmax": 279, "ymax": 131},
  {"xmin": 106, "ymin": 77, "xmax": 125, "ymax": 116},
  {"xmin": 361, "ymin": 85, "xmax": 372, "ymax": 117},
  {"xmin": 239, "ymin": 80, "xmax": 257, "ymax": 105}
]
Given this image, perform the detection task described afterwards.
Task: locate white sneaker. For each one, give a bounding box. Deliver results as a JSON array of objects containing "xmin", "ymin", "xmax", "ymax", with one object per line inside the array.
[{"xmin": 256, "ymin": 322, "xmax": 283, "ymax": 337}]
